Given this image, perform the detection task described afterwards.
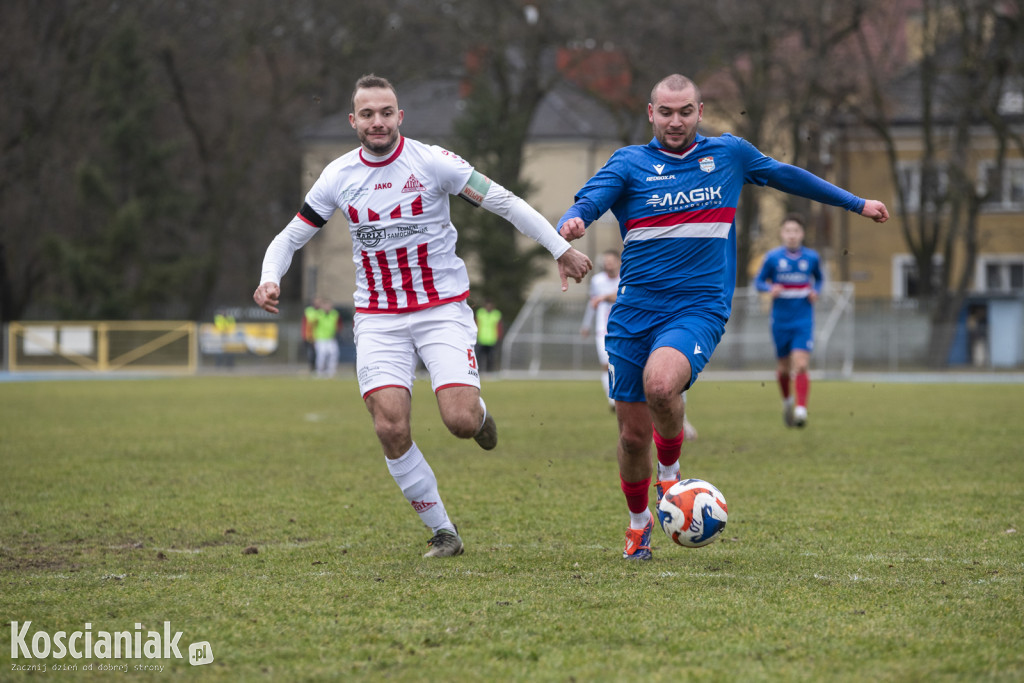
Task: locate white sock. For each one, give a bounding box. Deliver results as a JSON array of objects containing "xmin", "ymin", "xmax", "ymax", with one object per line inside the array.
[
  {"xmin": 476, "ymin": 396, "xmax": 488, "ymax": 433},
  {"xmin": 629, "ymin": 509, "xmax": 652, "ymax": 530},
  {"xmin": 385, "ymin": 443, "xmax": 453, "ymax": 533},
  {"xmin": 657, "ymin": 461, "xmax": 680, "ymax": 482}
]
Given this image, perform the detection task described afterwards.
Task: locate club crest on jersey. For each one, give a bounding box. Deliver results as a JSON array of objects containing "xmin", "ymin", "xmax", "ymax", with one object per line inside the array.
[
  {"xmin": 699, "ymin": 156, "xmax": 715, "ymax": 173},
  {"xmin": 402, "ymin": 174, "xmax": 426, "ymax": 193}
]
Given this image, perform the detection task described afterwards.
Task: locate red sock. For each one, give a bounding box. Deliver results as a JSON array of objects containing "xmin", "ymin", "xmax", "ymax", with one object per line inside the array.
[
  {"xmin": 653, "ymin": 427, "xmax": 683, "ymax": 470},
  {"xmin": 777, "ymin": 370, "xmax": 791, "ymax": 400},
  {"xmin": 795, "ymin": 372, "xmax": 809, "ymax": 407},
  {"xmin": 620, "ymin": 475, "xmax": 651, "ymax": 514}
]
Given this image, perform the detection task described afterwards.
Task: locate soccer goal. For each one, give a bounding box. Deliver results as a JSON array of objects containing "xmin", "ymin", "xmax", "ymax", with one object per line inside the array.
[{"xmin": 500, "ymin": 282, "xmax": 856, "ymax": 378}]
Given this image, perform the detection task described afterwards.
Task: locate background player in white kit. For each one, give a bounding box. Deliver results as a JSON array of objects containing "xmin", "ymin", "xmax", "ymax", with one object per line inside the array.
[
  {"xmin": 254, "ymin": 75, "xmax": 592, "ymax": 558},
  {"xmin": 581, "ymin": 250, "xmax": 697, "ymax": 439},
  {"xmin": 580, "ymin": 250, "xmax": 621, "ymax": 410}
]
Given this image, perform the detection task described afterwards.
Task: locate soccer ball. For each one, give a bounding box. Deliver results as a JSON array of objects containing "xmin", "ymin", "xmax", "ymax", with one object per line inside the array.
[{"xmin": 658, "ymin": 478, "xmax": 728, "ymax": 548}]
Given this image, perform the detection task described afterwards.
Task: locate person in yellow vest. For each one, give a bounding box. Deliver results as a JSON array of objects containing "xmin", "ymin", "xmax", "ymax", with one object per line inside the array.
[
  {"xmin": 302, "ymin": 300, "xmax": 319, "ymax": 372},
  {"xmin": 312, "ymin": 298, "xmax": 341, "ymax": 378},
  {"xmin": 213, "ymin": 309, "xmax": 237, "ymax": 368},
  {"xmin": 475, "ymin": 300, "xmax": 502, "ymax": 374}
]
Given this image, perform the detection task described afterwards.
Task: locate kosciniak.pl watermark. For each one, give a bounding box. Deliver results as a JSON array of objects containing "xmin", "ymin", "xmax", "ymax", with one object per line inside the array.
[{"xmin": 9, "ymin": 621, "xmax": 214, "ymax": 671}]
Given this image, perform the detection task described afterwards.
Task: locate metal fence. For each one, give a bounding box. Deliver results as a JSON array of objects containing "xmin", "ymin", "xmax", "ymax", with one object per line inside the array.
[{"xmin": 500, "ymin": 285, "xmax": 1024, "ymax": 376}]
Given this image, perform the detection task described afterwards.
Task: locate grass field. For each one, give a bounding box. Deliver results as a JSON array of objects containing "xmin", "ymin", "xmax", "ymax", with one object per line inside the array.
[{"xmin": 1, "ymin": 375, "xmax": 1022, "ymax": 681}]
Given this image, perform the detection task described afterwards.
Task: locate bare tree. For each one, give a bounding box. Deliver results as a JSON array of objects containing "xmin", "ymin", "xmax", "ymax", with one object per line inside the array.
[{"xmin": 851, "ymin": 0, "xmax": 1024, "ymax": 365}]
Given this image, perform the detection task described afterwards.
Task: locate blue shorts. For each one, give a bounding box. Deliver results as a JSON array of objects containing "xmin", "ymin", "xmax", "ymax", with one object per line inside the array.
[
  {"xmin": 772, "ymin": 324, "xmax": 814, "ymax": 358},
  {"xmin": 605, "ymin": 304, "xmax": 726, "ymax": 402}
]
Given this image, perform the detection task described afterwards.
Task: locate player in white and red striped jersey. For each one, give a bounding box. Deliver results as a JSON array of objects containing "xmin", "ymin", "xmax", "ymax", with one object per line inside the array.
[{"xmin": 254, "ymin": 74, "xmax": 592, "ymax": 558}]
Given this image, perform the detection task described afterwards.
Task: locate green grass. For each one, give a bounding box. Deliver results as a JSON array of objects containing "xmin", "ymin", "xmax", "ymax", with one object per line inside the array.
[{"xmin": 1, "ymin": 376, "xmax": 1022, "ymax": 681}]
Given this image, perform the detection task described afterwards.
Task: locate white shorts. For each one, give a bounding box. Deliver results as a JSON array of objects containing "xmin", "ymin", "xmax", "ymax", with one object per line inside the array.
[
  {"xmin": 353, "ymin": 300, "xmax": 480, "ymax": 398},
  {"xmin": 595, "ymin": 331, "xmax": 609, "ymax": 366}
]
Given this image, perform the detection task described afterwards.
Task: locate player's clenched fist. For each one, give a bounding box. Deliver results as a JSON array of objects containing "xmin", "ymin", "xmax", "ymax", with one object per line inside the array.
[
  {"xmin": 253, "ymin": 282, "xmax": 281, "ymax": 314},
  {"xmin": 557, "ymin": 248, "xmax": 593, "ymax": 291}
]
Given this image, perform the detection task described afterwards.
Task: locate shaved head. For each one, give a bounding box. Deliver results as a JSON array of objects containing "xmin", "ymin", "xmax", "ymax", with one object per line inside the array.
[{"xmin": 650, "ymin": 74, "xmax": 701, "ymax": 106}]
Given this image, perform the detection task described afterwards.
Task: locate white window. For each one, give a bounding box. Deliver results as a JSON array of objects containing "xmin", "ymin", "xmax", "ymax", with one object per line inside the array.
[
  {"xmin": 997, "ymin": 84, "xmax": 1024, "ymax": 115},
  {"xmin": 896, "ymin": 162, "xmax": 949, "ymax": 212},
  {"xmin": 976, "ymin": 254, "xmax": 1024, "ymax": 293},
  {"xmin": 978, "ymin": 160, "xmax": 1024, "ymax": 210},
  {"xmin": 892, "ymin": 253, "xmax": 944, "ymax": 300}
]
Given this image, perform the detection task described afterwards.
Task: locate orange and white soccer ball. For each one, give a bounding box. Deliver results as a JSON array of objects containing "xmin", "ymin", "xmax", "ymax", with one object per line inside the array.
[{"xmin": 657, "ymin": 478, "xmax": 729, "ymax": 548}]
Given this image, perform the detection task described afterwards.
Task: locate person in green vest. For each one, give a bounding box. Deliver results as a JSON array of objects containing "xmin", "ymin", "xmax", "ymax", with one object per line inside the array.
[
  {"xmin": 475, "ymin": 300, "xmax": 502, "ymax": 373},
  {"xmin": 213, "ymin": 308, "xmax": 237, "ymax": 368},
  {"xmin": 302, "ymin": 300, "xmax": 319, "ymax": 372},
  {"xmin": 312, "ymin": 298, "xmax": 341, "ymax": 378}
]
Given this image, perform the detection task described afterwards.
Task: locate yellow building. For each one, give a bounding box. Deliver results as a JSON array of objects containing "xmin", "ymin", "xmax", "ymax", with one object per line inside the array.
[{"xmin": 296, "ymin": 74, "xmax": 1024, "ymax": 310}]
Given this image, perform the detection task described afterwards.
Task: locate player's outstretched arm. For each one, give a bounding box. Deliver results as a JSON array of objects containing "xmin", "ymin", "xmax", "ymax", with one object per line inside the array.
[
  {"xmin": 861, "ymin": 200, "xmax": 889, "ymax": 223},
  {"xmin": 254, "ymin": 282, "xmax": 281, "ymax": 314},
  {"xmin": 557, "ymin": 248, "xmax": 593, "ymax": 292}
]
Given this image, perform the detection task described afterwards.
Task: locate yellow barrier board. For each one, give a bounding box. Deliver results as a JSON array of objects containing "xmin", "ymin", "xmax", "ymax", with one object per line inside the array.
[{"xmin": 7, "ymin": 321, "xmax": 198, "ymax": 373}]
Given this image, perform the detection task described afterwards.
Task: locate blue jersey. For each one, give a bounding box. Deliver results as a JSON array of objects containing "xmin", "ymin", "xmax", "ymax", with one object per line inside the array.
[
  {"xmin": 755, "ymin": 246, "xmax": 823, "ymax": 329},
  {"xmin": 558, "ymin": 134, "xmax": 863, "ymax": 321}
]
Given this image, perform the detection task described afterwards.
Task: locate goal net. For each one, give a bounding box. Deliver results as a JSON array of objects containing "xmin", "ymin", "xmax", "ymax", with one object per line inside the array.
[{"xmin": 500, "ymin": 283, "xmax": 855, "ymax": 378}]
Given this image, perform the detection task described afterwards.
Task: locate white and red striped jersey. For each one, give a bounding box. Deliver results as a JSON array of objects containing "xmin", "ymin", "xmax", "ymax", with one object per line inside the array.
[
  {"xmin": 582, "ymin": 270, "xmax": 620, "ymax": 336},
  {"xmin": 300, "ymin": 136, "xmax": 477, "ymax": 314}
]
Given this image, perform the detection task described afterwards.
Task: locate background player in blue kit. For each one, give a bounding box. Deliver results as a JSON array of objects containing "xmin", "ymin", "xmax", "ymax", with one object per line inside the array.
[
  {"xmin": 557, "ymin": 74, "xmax": 889, "ymax": 560},
  {"xmin": 755, "ymin": 213, "xmax": 822, "ymax": 428}
]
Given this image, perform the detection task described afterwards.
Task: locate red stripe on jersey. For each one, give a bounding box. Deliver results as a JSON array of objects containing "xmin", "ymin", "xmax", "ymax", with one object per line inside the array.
[
  {"xmin": 395, "ymin": 248, "xmax": 418, "ymax": 307},
  {"xmin": 356, "ymin": 290, "xmax": 469, "ymax": 315},
  {"xmin": 297, "ymin": 212, "xmax": 319, "ymax": 228},
  {"xmin": 434, "ymin": 382, "xmax": 477, "ymax": 393},
  {"xmin": 368, "ymin": 208, "xmax": 380, "ymax": 221},
  {"xmin": 375, "ymin": 251, "xmax": 398, "ymax": 308},
  {"xmin": 361, "ymin": 251, "xmax": 379, "ymax": 310},
  {"xmin": 411, "ymin": 195, "xmax": 423, "ymax": 216},
  {"xmin": 390, "ymin": 204, "xmax": 402, "ymax": 219},
  {"xmin": 361, "ymin": 384, "xmax": 410, "ymax": 400},
  {"xmin": 624, "ymin": 206, "xmax": 736, "ymax": 231},
  {"xmin": 417, "ymin": 243, "xmax": 440, "ymax": 302},
  {"xmin": 347, "ymin": 205, "xmax": 359, "ymax": 223}
]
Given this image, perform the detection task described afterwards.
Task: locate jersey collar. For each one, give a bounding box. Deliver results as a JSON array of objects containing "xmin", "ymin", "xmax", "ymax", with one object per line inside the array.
[
  {"xmin": 359, "ymin": 136, "xmax": 405, "ymax": 167},
  {"xmin": 648, "ymin": 134, "xmax": 703, "ymax": 160}
]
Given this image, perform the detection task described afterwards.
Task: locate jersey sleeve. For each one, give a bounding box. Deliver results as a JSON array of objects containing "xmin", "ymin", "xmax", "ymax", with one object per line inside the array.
[
  {"xmin": 302, "ymin": 166, "xmax": 341, "ymax": 226},
  {"xmin": 754, "ymin": 251, "xmax": 776, "ymax": 292},
  {"xmin": 811, "ymin": 251, "xmax": 824, "ymax": 293},
  {"xmin": 260, "ymin": 167, "xmax": 338, "ymax": 285},
  {"xmin": 429, "ymin": 145, "xmax": 477, "ymax": 197},
  {"xmin": 557, "ymin": 151, "xmax": 629, "ymax": 231},
  {"xmin": 728, "ymin": 135, "xmax": 866, "ymax": 213}
]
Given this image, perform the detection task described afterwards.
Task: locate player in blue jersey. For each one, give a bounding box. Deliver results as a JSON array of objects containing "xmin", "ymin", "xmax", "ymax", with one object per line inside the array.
[
  {"xmin": 557, "ymin": 74, "xmax": 889, "ymax": 560},
  {"xmin": 755, "ymin": 213, "xmax": 822, "ymax": 428}
]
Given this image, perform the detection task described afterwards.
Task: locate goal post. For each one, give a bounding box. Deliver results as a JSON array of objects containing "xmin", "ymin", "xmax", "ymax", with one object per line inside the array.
[{"xmin": 500, "ymin": 283, "xmax": 855, "ymax": 378}]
